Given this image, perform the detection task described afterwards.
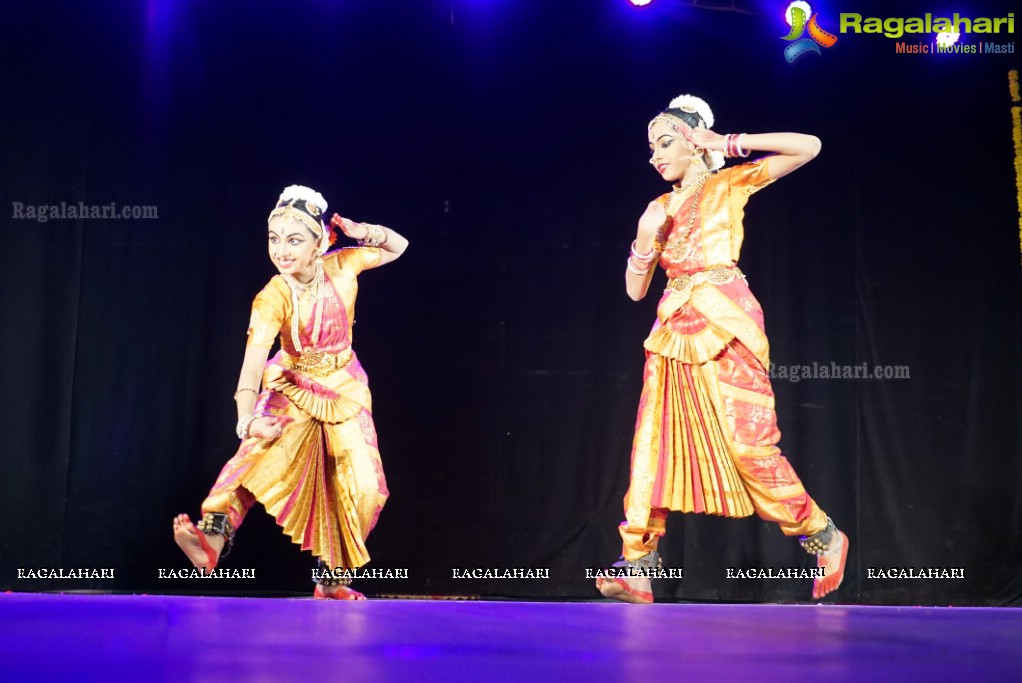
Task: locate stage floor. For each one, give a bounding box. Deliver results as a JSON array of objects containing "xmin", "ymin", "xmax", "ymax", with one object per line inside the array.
[{"xmin": 1, "ymin": 593, "xmax": 1020, "ymax": 681}]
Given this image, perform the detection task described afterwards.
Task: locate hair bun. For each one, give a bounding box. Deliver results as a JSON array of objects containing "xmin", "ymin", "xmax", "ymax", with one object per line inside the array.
[
  {"xmin": 278, "ymin": 185, "xmax": 328, "ymax": 215},
  {"xmin": 667, "ymin": 94, "xmax": 714, "ymax": 129}
]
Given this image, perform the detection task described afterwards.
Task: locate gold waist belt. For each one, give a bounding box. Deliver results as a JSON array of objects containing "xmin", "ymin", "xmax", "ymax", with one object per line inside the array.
[
  {"xmin": 282, "ymin": 347, "xmax": 353, "ymax": 377},
  {"xmin": 665, "ymin": 265, "xmax": 744, "ymax": 292}
]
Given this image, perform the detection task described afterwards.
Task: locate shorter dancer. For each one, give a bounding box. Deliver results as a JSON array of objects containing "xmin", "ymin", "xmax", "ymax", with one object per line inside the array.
[{"xmin": 173, "ymin": 185, "xmax": 408, "ymax": 599}]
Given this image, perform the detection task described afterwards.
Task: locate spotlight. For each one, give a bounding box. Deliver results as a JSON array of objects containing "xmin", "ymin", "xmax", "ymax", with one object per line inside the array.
[{"xmin": 630, "ymin": 0, "xmax": 654, "ymax": 6}]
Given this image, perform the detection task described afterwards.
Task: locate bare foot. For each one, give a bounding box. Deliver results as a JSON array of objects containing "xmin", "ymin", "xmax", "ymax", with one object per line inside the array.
[
  {"xmin": 172, "ymin": 514, "xmax": 224, "ymax": 574},
  {"xmin": 314, "ymin": 584, "xmax": 366, "ymax": 600},
  {"xmin": 812, "ymin": 530, "xmax": 849, "ymax": 599},
  {"xmin": 596, "ymin": 575, "xmax": 653, "ymax": 604}
]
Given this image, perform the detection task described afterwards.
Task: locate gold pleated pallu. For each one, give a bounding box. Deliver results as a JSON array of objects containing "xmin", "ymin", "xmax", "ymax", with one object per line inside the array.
[
  {"xmin": 625, "ymin": 352, "xmax": 755, "ymax": 526},
  {"xmin": 202, "ymin": 355, "xmax": 387, "ymax": 570},
  {"xmin": 620, "ymin": 276, "xmax": 828, "ymax": 559},
  {"xmin": 621, "ymin": 277, "xmax": 764, "ymax": 556}
]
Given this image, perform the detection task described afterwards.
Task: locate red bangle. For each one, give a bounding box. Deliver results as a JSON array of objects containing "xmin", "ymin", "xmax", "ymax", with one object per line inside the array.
[{"xmin": 725, "ymin": 133, "xmax": 740, "ymax": 158}]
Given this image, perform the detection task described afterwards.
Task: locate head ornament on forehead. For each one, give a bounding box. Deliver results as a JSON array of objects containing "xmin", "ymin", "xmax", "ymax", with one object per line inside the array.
[
  {"xmin": 649, "ymin": 93, "xmax": 725, "ymax": 171},
  {"xmin": 268, "ymin": 185, "xmax": 332, "ymax": 254}
]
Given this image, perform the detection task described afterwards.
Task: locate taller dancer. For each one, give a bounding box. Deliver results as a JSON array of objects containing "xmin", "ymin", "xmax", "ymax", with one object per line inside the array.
[
  {"xmin": 597, "ymin": 94, "xmax": 848, "ymax": 603},
  {"xmin": 173, "ymin": 185, "xmax": 408, "ymax": 599}
]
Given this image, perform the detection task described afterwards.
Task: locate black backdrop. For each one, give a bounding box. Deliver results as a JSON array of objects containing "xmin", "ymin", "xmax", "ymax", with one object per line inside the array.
[{"xmin": 1, "ymin": 0, "xmax": 1019, "ymax": 605}]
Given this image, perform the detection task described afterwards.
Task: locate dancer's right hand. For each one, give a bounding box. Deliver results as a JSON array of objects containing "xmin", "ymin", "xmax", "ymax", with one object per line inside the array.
[{"xmin": 249, "ymin": 415, "xmax": 291, "ymax": 440}]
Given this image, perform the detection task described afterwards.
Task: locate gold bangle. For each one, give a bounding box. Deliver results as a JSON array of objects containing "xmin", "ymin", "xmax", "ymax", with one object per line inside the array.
[{"xmin": 233, "ymin": 387, "xmax": 258, "ymax": 400}]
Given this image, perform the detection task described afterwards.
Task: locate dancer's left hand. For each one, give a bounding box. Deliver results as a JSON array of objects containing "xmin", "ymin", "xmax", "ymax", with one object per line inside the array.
[
  {"xmin": 331, "ymin": 213, "xmax": 373, "ymax": 241},
  {"xmin": 670, "ymin": 121, "xmax": 726, "ymax": 152}
]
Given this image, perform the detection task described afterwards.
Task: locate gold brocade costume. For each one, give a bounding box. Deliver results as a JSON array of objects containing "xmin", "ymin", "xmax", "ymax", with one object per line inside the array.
[
  {"xmin": 202, "ymin": 247, "xmax": 388, "ymax": 571},
  {"xmin": 619, "ymin": 158, "xmax": 828, "ymax": 560}
]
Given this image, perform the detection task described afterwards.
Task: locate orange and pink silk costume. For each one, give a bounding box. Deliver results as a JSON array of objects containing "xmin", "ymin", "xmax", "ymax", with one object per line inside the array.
[
  {"xmin": 202, "ymin": 247, "xmax": 388, "ymax": 571},
  {"xmin": 620, "ymin": 158, "xmax": 828, "ymax": 560}
]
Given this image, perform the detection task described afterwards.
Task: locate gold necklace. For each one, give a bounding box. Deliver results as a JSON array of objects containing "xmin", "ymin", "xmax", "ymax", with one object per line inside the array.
[
  {"xmin": 672, "ymin": 170, "xmax": 709, "ymax": 193},
  {"xmin": 663, "ymin": 173, "xmax": 708, "ymax": 262}
]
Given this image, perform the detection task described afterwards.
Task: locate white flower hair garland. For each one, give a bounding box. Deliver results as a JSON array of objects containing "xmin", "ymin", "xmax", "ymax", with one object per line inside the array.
[
  {"xmin": 668, "ymin": 94, "xmax": 714, "ymax": 129},
  {"xmin": 278, "ymin": 185, "xmax": 328, "ymax": 214}
]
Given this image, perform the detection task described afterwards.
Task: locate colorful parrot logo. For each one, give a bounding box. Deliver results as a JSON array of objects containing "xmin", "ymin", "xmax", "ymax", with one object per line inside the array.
[{"xmin": 781, "ymin": 1, "xmax": 838, "ymax": 62}]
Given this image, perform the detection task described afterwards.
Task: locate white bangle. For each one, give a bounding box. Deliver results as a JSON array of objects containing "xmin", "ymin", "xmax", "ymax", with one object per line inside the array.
[
  {"xmin": 630, "ymin": 240, "xmax": 656, "ymax": 262},
  {"xmin": 627, "ymin": 257, "xmax": 651, "ymax": 275},
  {"xmin": 735, "ymin": 133, "xmax": 749, "ymax": 157},
  {"xmin": 236, "ymin": 414, "xmax": 257, "ymax": 440}
]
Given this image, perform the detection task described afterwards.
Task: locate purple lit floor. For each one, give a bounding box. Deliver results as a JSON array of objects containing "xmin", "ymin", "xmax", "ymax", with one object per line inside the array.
[{"xmin": 1, "ymin": 594, "xmax": 1020, "ymax": 682}]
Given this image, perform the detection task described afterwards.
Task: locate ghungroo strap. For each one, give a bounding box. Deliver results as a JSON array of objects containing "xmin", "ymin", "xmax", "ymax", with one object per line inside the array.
[
  {"xmin": 799, "ymin": 517, "xmax": 837, "ymax": 556},
  {"xmin": 611, "ymin": 550, "xmax": 662, "ymax": 572},
  {"xmin": 196, "ymin": 512, "xmax": 235, "ymax": 559},
  {"xmin": 315, "ymin": 560, "xmax": 353, "ymax": 587}
]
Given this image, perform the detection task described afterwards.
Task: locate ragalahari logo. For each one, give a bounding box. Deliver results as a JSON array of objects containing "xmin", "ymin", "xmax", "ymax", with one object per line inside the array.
[{"xmin": 781, "ymin": 1, "xmax": 838, "ymax": 62}]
